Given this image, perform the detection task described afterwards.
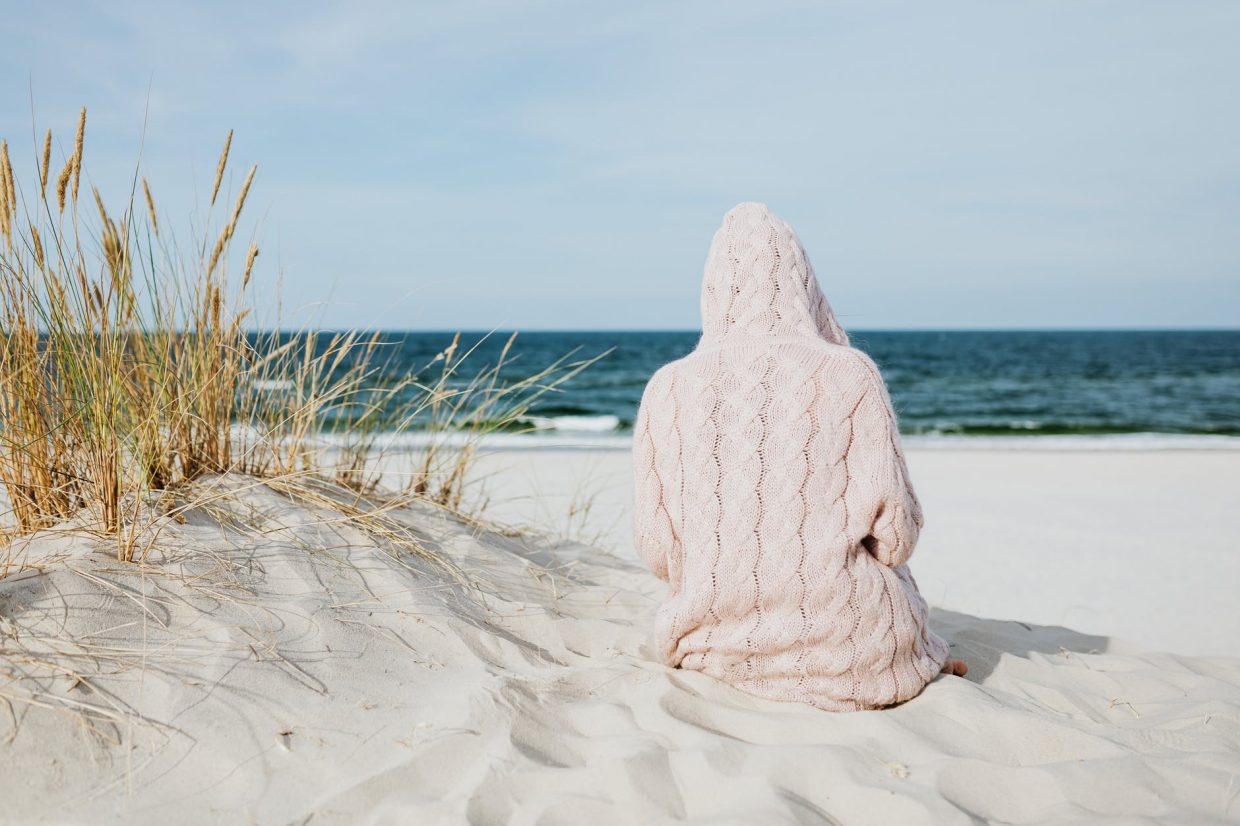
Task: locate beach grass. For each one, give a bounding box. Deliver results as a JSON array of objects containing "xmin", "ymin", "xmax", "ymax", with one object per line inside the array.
[{"xmin": 0, "ymin": 110, "xmax": 601, "ymax": 565}]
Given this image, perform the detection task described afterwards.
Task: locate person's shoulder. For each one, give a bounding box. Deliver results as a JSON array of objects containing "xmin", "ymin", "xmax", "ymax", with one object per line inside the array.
[
  {"xmin": 640, "ymin": 358, "xmax": 683, "ymax": 398},
  {"xmin": 783, "ymin": 340, "xmax": 883, "ymax": 379},
  {"xmin": 788, "ymin": 341, "xmax": 892, "ymax": 405},
  {"xmin": 833, "ymin": 345, "xmax": 886, "ymax": 383},
  {"xmin": 800, "ymin": 339, "xmax": 866, "ymax": 365},
  {"xmin": 647, "ymin": 340, "xmax": 885, "ymax": 388}
]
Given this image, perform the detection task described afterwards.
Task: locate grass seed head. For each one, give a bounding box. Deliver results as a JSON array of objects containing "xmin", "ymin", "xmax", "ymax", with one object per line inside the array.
[
  {"xmin": 142, "ymin": 177, "xmax": 158, "ymax": 235},
  {"xmin": 40, "ymin": 128, "xmax": 51, "ymax": 192},
  {"xmin": 71, "ymin": 107, "xmax": 86, "ymax": 204},
  {"xmin": 210, "ymin": 129, "xmax": 232, "ymax": 208},
  {"xmin": 56, "ymin": 156, "xmax": 72, "ymax": 214}
]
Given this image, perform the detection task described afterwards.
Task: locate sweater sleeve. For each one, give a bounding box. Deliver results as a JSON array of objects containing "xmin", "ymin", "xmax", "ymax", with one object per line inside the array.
[
  {"xmin": 847, "ymin": 353, "xmax": 925, "ymax": 568},
  {"xmin": 632, "ymin": 372, "xmax": 676, "ymax": 583}
]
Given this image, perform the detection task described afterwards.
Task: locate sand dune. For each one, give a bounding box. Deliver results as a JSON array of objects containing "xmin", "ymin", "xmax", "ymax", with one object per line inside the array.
[{"xmin": 2, "ymin": 463, "xmax": 1238, "ymax": 825}]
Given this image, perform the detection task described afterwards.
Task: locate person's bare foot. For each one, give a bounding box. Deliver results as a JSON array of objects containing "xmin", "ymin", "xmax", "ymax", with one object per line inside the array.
[{"xmin": 940, "ymin": 658, "xmax": 968, "ymax": 677}]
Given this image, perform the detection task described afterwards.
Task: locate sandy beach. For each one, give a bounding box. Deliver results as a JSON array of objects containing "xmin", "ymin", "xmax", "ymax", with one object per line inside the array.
[{"xmin": 2, "ymin": 445, "xmax": 1238, "ymax": 824}]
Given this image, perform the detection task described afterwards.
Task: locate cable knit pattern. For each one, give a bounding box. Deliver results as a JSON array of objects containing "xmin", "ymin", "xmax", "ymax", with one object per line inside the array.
[{"xmin": 633, "ymin": 202, "xmax": 950, "ymax": 712}]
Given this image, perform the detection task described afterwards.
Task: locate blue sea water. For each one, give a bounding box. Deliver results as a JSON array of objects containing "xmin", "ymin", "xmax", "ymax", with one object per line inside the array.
[{"xmin": 260, "ymin": 330, "xmax": 1240, "ymax": 447}]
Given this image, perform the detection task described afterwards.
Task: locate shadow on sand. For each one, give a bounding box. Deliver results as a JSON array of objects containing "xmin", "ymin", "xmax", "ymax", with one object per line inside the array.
[{"xmin": 929, "ymin": 607, "xmax": 1112, "ymax": 683}]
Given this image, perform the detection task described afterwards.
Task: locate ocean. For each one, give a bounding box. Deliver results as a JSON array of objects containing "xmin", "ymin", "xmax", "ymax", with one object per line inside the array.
[{"xmin": 263, "ymin": 330, "xmax": 1240, "ymax": 448}]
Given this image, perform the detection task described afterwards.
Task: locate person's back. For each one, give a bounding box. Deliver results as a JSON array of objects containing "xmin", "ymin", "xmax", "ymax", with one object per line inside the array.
[{"xmin": 632, "ymin": 202, "xmax": 957, "ymax": 712}]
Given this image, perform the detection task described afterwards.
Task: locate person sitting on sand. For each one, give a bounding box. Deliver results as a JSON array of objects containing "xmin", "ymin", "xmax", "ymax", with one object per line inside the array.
[{"xmin": 632, "ymin": 202, "xmax": 967, "ymax": 712}]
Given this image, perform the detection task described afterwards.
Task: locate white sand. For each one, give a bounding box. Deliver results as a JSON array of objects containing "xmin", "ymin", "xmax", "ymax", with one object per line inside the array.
[{"xmin": 1, "ymin": 449, "xmax": 1238, "ymax": 824}]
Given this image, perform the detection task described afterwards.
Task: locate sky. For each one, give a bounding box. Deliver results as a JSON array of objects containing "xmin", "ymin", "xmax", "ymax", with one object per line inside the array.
[{"xmin": 2, "ymin": 1, "xmax": 1238, "ymax": 330}]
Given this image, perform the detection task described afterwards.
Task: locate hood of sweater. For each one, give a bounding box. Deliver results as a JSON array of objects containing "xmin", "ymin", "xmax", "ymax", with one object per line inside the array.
[{"xmin": 698, "ymin": 202, "xmax": 850, "ymax": 348}]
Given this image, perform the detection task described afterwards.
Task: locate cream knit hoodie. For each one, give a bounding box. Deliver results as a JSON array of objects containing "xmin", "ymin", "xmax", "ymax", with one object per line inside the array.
[{"xmin": 633, "ymin": 202, "xmax": 950, "ymax": 712}]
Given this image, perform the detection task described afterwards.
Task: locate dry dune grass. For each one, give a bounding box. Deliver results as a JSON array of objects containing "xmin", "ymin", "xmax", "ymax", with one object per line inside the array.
[{"xmin": 0, "ymin": 109, "xmax": 601, "ymax": 565}]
